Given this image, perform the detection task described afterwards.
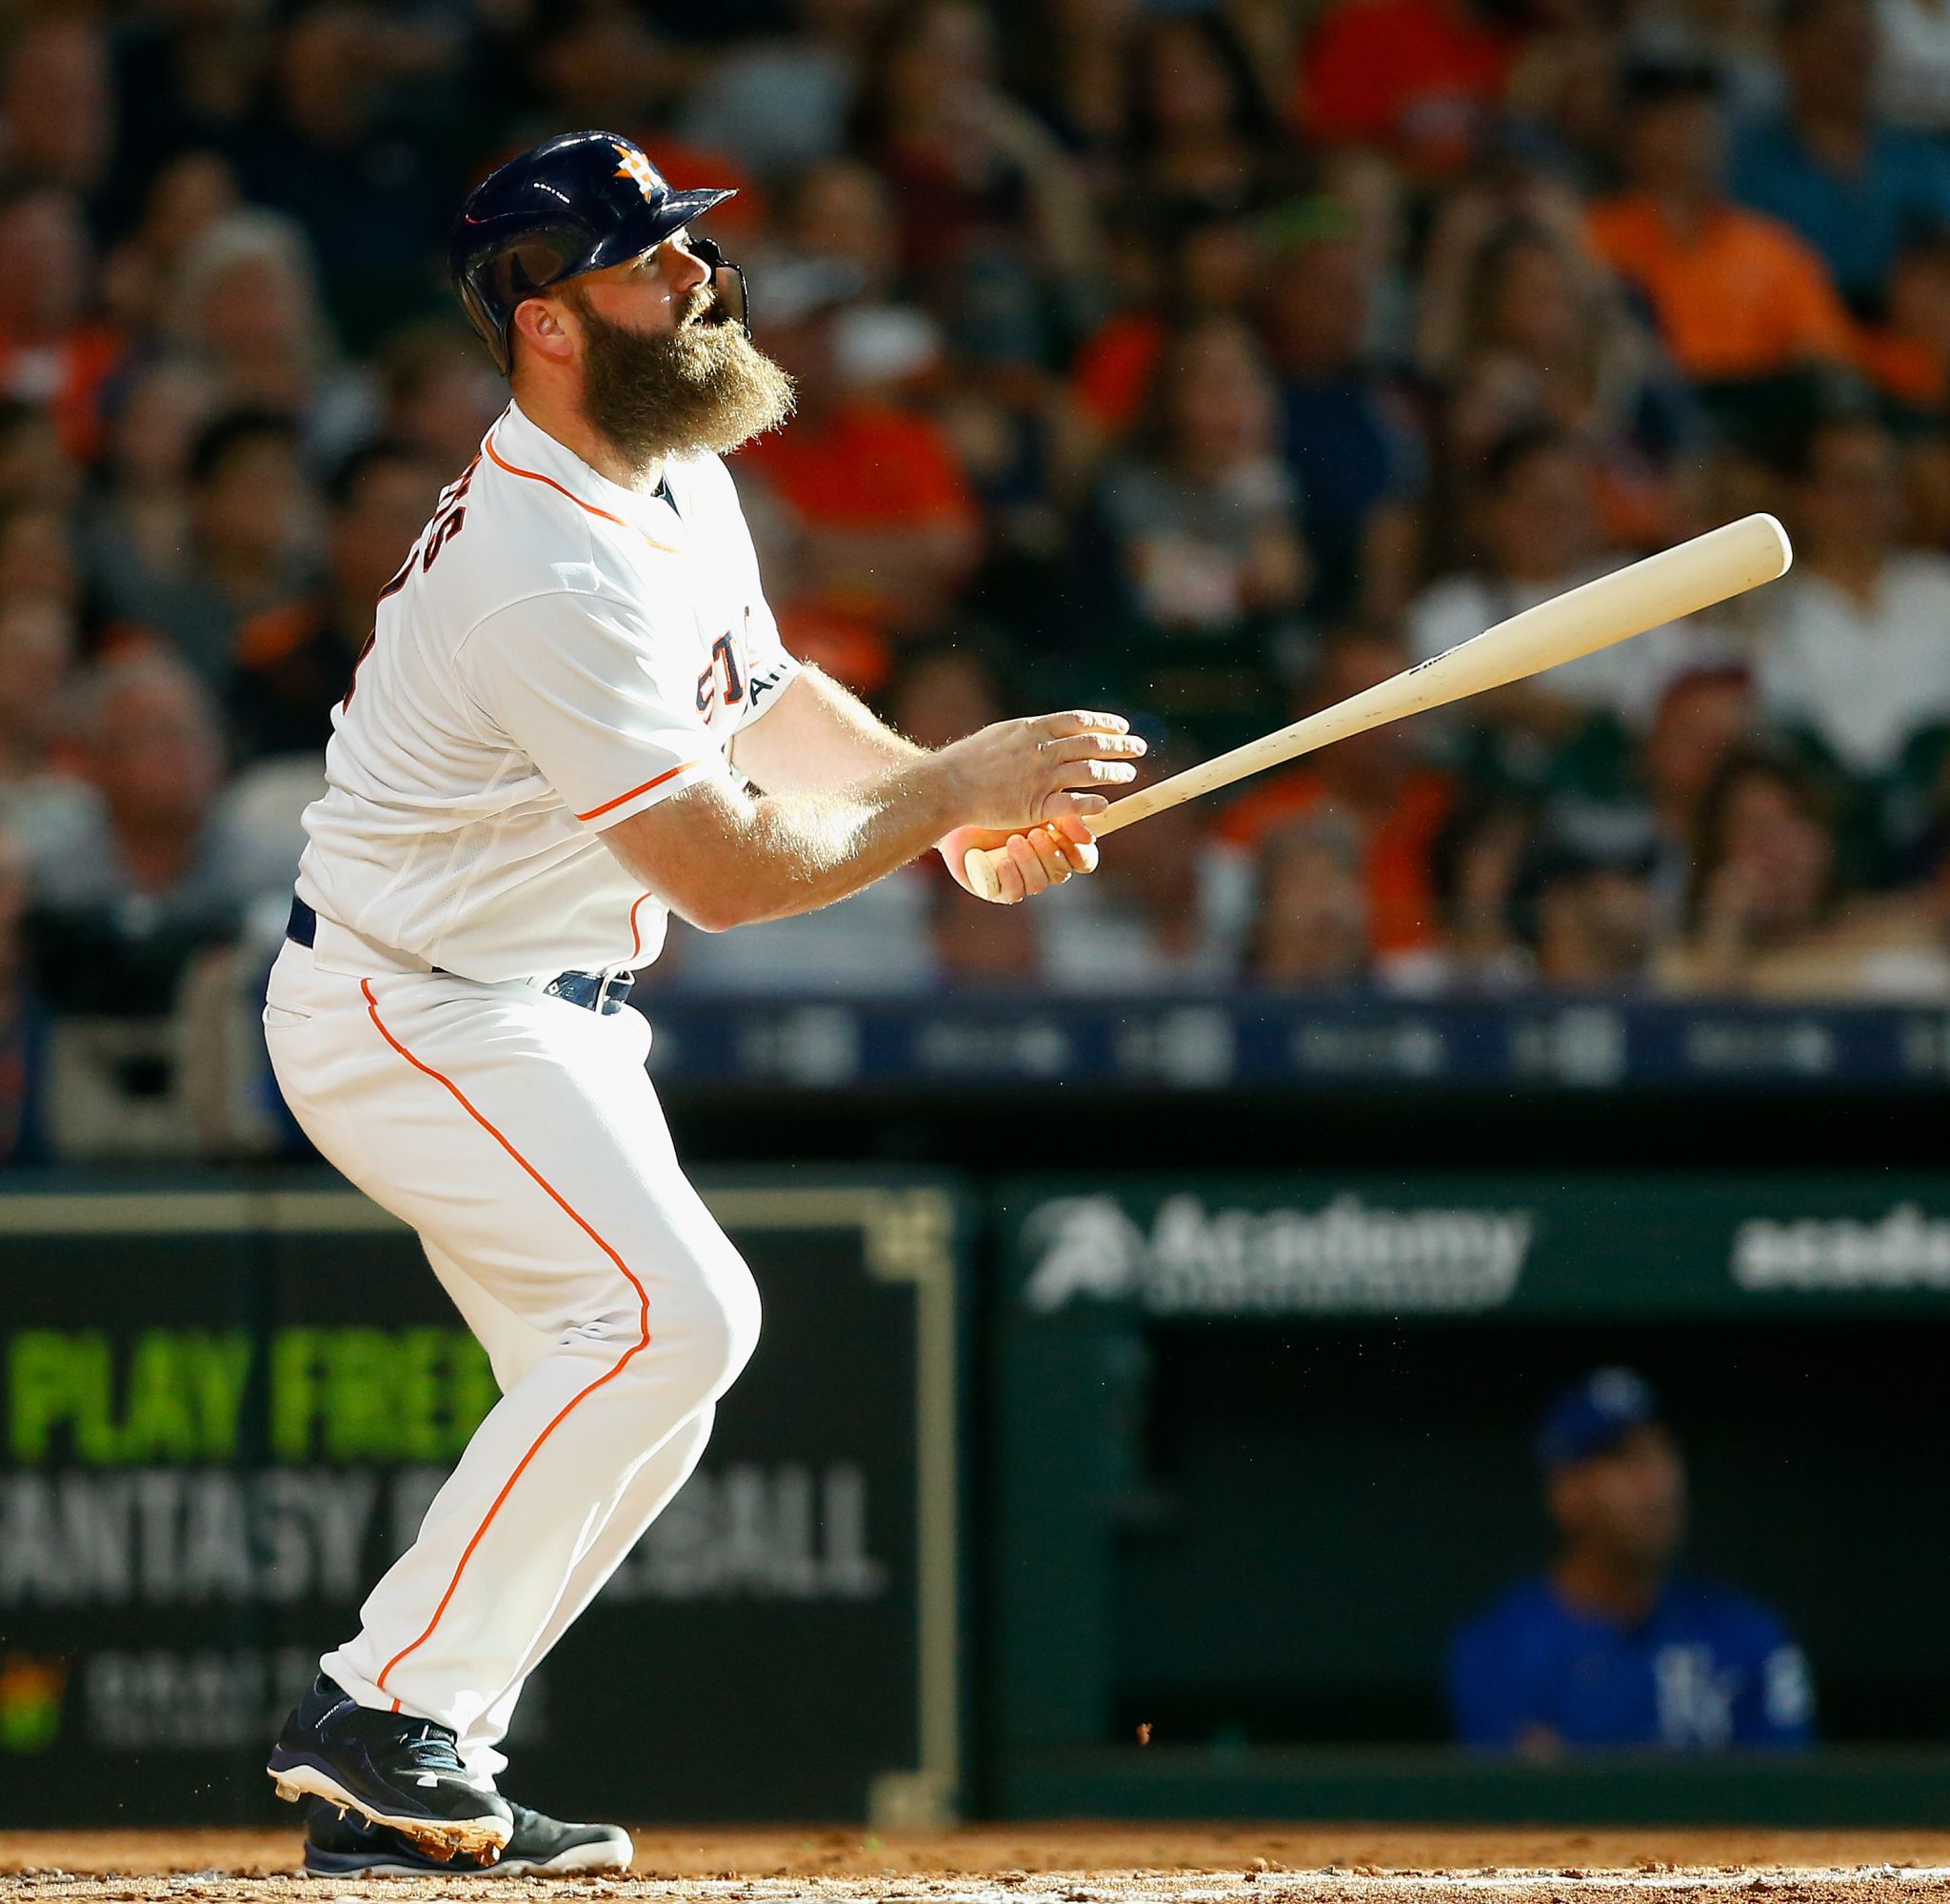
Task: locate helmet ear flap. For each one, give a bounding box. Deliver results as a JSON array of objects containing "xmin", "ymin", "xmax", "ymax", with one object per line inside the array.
[{"xmin": 458, "ymin": 276, "xmax": 513, "ymax": 376}]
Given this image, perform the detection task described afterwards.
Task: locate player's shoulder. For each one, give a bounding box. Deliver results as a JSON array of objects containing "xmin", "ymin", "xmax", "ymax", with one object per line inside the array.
[{"xmin": 1452, "ymin": 1575, "xmax": 1562, "ymax": 1659}]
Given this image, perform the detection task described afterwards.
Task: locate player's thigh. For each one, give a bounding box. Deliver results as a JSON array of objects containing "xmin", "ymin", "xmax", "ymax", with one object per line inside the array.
[
  {"xmin": 268, "ymin": 961, "xmax": 754, "ymax": 1353},
  {"xmin": 422, "ymin": 1238, "xmax": 552, "ymax": 1394}
]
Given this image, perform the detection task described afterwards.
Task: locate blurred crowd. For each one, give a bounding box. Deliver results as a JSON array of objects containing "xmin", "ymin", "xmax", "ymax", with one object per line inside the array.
[{"xmin": 12, "ymin": 0, "xmax": 1950, "ymax": 1155}]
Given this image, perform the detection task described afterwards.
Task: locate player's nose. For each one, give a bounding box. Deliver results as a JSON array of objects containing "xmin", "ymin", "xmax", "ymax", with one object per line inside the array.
[{"xmin": 668, "ymin": 237, "xmax": 711, "ymax": 298}]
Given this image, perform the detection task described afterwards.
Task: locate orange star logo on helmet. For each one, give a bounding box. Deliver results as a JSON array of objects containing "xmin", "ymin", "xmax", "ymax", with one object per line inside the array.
[{"xmin": 611, "ymin": 142, "xmax": 661, "ymax": 204}]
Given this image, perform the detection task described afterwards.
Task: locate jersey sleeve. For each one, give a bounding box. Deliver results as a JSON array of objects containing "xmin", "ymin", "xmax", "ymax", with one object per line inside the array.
[
  {"xmin": 734, "ymin": 592, "xmax": 803, "ymax": 731},
  {"xmin": 457, "ymin": 589, "xmax": 736, "ymax": 829}
]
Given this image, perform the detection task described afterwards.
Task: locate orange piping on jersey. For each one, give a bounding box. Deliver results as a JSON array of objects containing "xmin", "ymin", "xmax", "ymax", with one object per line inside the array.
[
  {"xmin": 358, "ymin": 978, "xmax": 652, "ymax": 1699},
  {"xmin": 576, "ymin": 761, "xmax": 697, "ymax": 823},
  {"xmin": 627, "ymin": 891, "xmax": 652, "ymax": 963},
  {"xmin": 484, "ymin": 433, "xmax": 679, "ymax": 553}
]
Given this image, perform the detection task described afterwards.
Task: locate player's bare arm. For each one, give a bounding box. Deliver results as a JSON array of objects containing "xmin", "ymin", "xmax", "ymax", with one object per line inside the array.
[
  {"xmin": 727, "ymin": 666, "xmax": 1140, "ymax": 904},
  {"xmin": 606, "ymin": 706, "xmax": 1144, "ymax": 931}
]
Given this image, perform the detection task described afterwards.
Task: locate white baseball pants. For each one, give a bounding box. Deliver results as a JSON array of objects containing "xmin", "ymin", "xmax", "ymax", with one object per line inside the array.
[{"xmin": 263, "ymin": 938, "xmax": 761, "ymax": 1775}]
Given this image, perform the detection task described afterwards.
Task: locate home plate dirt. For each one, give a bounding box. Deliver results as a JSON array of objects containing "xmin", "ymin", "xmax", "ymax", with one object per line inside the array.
[{"xmin": 1, "ymin": 1829, "xmax": 1947, "ymax": 1904}]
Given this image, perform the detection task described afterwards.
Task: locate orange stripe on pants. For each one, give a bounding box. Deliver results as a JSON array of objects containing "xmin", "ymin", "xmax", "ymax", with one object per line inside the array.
[{"xmin": 357, "ymin": 978, "xmax": 654, "ymax": 1697}]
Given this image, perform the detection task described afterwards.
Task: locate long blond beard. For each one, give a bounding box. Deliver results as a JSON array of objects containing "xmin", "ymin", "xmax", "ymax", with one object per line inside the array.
[{"xmin": 572, "ymin": 292, "xmax": 797, "ymax": 476}]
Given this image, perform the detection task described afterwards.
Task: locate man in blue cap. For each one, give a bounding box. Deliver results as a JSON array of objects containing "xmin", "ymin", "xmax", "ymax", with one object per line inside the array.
[{"xmin": 1448, "ymin": 1368, "xmax": 1814, "ymax": 1755}]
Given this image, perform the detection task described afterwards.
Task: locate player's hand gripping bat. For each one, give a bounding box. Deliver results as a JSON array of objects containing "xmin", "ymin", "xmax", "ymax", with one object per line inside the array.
[{"xmin": 961, "ymin": 513, "xmax": 1794, "ymax": 902}]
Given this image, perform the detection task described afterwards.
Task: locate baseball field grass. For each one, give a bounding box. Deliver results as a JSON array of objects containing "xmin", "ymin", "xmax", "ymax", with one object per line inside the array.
[{"xmin": 2, "ymin": 1828, "xmax": 1947, "ymax": 1903}]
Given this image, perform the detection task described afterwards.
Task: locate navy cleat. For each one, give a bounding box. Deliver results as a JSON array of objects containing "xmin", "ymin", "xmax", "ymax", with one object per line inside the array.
[
  {"xmin": 302, "ymin": 1797, "xmax": 633, "ymax": 1878},
  {"xmin": 268, "ymin": 1676, "xmax": 513, "ymax": 1866}
]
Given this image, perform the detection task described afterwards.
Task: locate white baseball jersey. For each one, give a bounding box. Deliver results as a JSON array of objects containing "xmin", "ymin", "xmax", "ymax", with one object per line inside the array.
[{"xmin": 294, "ymin": 400, "xmax": 800, "ymax": 984}]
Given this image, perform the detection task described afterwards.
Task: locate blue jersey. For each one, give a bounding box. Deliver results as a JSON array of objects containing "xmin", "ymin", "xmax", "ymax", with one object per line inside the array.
[{"xmin": 1449, "ymin": 1575, "xmax": 1814, "ymax": 1752}]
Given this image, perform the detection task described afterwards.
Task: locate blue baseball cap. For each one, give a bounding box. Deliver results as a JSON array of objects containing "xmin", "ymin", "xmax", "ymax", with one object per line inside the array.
[{"xmin": 1535, "ymin": 1367, "xmax": 1661, "ymax": 1471}]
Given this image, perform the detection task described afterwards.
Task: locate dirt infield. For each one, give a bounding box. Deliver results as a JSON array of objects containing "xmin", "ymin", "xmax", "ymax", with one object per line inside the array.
[{"xmin": 2, "ymin": 1829, "xmax": 1948, "ymax": 1904}]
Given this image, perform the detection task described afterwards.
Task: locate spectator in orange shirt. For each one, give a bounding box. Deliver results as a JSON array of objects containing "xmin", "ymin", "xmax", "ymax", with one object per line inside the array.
[
  {"xmin": 1586, "ymin": 60, "xmax": 1857, "ymax": 385},
  {"xmin": 735, "ymin": 270, "xmax": 980, "ymax": 648},
  {"xmin": 0, "ymin": 186, "xmax": 124, "ymax": 466},
  {"xmin": 1218, "ymin": 626, "xmax": 1458, "ymax": 965}
]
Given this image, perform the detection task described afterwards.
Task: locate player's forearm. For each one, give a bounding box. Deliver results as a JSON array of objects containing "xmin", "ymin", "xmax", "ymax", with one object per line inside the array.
[
  {"xmin": 607, "ymin": 709, "xmax": 1137, "ymax": 929},
  {"xmin": 729, "ymin": 665, "xmax": 923, "ymax": 795},
  {"xmin": 632, "ymin": 755, "xmax": 964, "ymax": 933}
]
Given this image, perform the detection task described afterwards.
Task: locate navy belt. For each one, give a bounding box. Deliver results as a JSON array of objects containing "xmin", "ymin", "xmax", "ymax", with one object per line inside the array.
[{"xmin": 286, "ymin": 897, "xmax": 633, "ymax": 1016}]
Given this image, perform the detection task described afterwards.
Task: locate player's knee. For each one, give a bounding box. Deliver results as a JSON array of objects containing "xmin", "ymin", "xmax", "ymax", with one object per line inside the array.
[{"xmin": 664, "ymin": 1241, "xmax": 762, "ymax": 1404}]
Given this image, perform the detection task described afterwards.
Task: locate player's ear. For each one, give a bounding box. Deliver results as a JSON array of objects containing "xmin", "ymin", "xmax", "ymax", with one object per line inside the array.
[{"xmin": 510, "ymin": 294, "xmax": 577, "ymax": 367}]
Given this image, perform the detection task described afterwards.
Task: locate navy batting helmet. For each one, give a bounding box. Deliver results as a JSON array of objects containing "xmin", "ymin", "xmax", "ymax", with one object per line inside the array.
[{"xmin": 449, "ymin": 130, "xmax": 744, "ymax": 375}]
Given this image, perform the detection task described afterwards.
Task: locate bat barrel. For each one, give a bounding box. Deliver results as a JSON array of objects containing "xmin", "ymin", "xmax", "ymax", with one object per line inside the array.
[{"xmin": 964, "ymin": 513, "xmax": 1793, "ymax": 894}]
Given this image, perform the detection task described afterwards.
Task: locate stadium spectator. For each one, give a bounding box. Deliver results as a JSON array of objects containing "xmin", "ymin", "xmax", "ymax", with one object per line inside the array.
[
  {"xmin": 1450, "ymin": 1367, "xmax": 1815, "ymax": 1753},
  {"xmin": 1218, "ymin": 627, "xmax": 1457, "ymax": 972},
  {"xmin": 849, "ymin": 0, "xmax": 1098, "ymax": 298},
  {"xmin": 1296, "ymin": 0, "xmax": 1522, "ymax": 179},
  {"xmin": 23, "ymin": 654, "xmax": 254, "ymax": 1019},
  {"xmin": 1121, "ymin": 13, "xmax": 1284, "ymax": 214},
  {"xmin": 0, "ymin": 18, "xmax": 116, "ymax": 205},
  {"xmin": 82, "ymin": 361, "xmax": 216, "ymax": 627},
  {"xmin": 737, "ymin": 269, "xmax": 980, "ymax": 648},
  {"xmin": 109, "ymin": 0, "xmax": 270, "ymax": 194},
  {"xmin": 1076, "ymin": 314, "xmax": 1304, "ymax": 745},
  {"xmin": 0, "ymin": 601, "xmax": 90, "ymax": 863},
  {"xmin": 1418, "ymin": 210, "xmax": 1698, "ymax": 546},
  {"xmin": 1526, "ymin": 841, "xmax": 1661, "ymax": 988},
  {"xmin": 101, "ymin": 150, "xmax": 241, "ymax": 346},
  {"xmin": 0, "ymin": 401, "xmax": 82, "ymax": 517},
  {"xmin": 1639, "ymin": 666, "xmax": 1761, "ymax": 922},
  {"xmin": 1067, "ymin": 203, "xmax": 1265, "ymax": 438},
  {"xmin": 373, "ymin": 324, "xmax": 506, "ymax": 475},
  {"xmin": 1587, "ymin": 60, "xmax": 1857, "ymax": 386},
  {"xmin": 227, "ymin": 0, "xmax": 448, "ymax": 348},
  {"xmin": 1754, "ymin": 413, "xmax": 1950, "ymax": 778},
  {"xmin": 1260, "ymin": 201, "xmax": 1425, "ymax": 622},
  {"xmin": 1728, "ymin": 0, "xmax": 1950, "ymax": 315},
  {"xmin": 162, "ymin": 209, "xmax": 374, "ymax": 461},
  {"xmin": 1244, "ymin": 817, "xmax": 1372, "ymax": 987},
  {"xmin": 97, "ymin": 409, "xmax": 318, "ymax": 691},
  {"xmin": 229, "ymin": 440, "xmax": 443, "ymax": 763},
  {"xmin": 0, "ymin": 185, "xmax": 125, "ymax": 465},
  {"xmin": 1656, "ymin": 745, "xmax": 1852, "ymax": 992}
]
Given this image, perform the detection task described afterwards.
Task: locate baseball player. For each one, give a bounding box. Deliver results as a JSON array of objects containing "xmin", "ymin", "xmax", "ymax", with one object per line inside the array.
[
  {"xmin": 1449, "ymin": 1368, "xmax": 1814, "ymax": 1755},
  {"xmin": 262, "ymin": 129, "xmax": 1140, "ymax": 1874}
]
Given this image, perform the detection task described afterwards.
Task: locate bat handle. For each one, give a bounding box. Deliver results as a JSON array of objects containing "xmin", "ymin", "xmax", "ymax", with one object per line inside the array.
[
  {"xmin": 961, "ymin": 812, "xmax": 1112, "ymax": 901},
  {"xmin": 962, "ymin": 843, "xmax": 1006, "ymax": 902}
]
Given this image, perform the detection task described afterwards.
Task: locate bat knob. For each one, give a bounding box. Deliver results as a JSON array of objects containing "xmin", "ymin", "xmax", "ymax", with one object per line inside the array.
[{"xmin": 963, "ymin": 845, "xmax": 1005, "ymax": 902}]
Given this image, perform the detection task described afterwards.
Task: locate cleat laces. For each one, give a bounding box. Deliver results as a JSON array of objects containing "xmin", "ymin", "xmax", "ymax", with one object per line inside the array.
[{"xmin": 396, "ymin": 1720, "xmax": 467, "ymax": 1775}]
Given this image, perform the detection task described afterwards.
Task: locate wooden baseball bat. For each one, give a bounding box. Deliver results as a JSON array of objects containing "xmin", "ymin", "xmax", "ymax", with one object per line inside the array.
[{"xmin": 963, "ymin": 512, "xmax": 1793, "ymax": 901}]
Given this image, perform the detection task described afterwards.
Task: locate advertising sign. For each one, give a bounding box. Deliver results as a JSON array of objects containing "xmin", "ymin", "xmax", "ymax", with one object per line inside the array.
[{"xmin": 0, "ymin": 1178, "xmax": 962, "ymax": 1829}]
